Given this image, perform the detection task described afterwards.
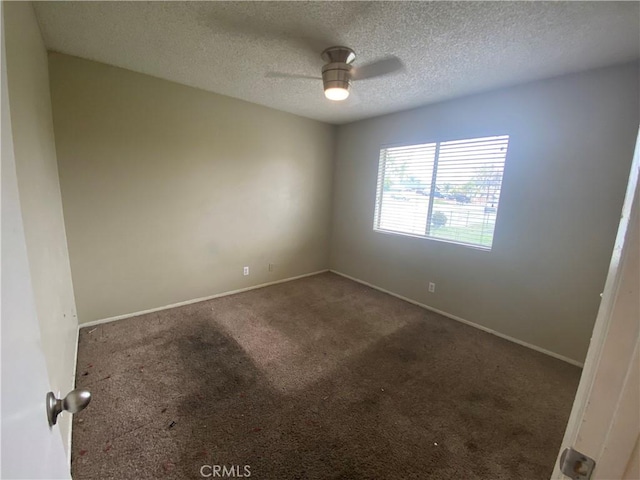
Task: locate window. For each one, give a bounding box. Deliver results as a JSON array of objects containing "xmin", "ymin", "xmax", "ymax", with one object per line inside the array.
[{"xmin": 373, "ymin": 135, "xmax": 509, "ymax": 249}]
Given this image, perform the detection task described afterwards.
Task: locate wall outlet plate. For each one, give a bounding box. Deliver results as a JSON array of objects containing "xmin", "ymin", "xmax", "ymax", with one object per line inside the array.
[
  {"xmin": 243, "ymin": 266, "xmax": 249, "ymax": 276},
  {"xmin": 428, "ymin": 282, "xmax": 436, "ymax": 293}
]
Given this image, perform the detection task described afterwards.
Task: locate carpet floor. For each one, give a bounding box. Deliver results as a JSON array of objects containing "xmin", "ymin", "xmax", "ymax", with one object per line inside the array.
[{"xmin": 72, "ymin": 272, "xmax": 580, "ymax": 479}]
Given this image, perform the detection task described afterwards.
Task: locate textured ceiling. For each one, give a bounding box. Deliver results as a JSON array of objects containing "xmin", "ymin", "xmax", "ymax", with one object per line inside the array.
[{"xmin": 34, "ymin": 1, "xmax": 639, "ymax": 124}]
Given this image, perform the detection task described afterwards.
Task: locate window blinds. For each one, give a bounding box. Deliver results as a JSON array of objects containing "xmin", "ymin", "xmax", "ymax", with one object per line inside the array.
[{"xmin": 374, "ymin": 135, "xmax": 509, "ymax": 249}]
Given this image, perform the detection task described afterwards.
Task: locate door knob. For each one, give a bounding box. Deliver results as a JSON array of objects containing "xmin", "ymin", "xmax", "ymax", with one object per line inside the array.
[{"xmin": 46, "ymin": 389, "xmax": 91, "ymax": 427}]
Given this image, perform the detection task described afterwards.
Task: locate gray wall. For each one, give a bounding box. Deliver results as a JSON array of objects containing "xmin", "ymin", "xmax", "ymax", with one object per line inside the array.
[
  {"xmin": 49, "ymin": 53, "xmax": 335, "ymax": 324},
  {"xmin": 330, "ymin": 63, "xmax": 639, "ymax": 364},
  {"xmin": 4, "ymin": 2, "xmax": 78, "ymax": 449}
]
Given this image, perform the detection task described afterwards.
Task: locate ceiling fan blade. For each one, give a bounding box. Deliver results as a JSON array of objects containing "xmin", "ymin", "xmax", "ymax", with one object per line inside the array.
[
  {"xmin": 265, "ymin": 72, "xmax": 321, "ymax": 80},
  {"xmin": 352, "ymin": 56, "xmax": 404, "ymax": 81}
]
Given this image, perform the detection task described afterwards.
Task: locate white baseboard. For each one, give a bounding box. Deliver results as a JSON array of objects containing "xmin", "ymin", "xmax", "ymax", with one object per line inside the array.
[
  {"xmin": 330, "ymin": 269, "xmax": 584, "ymax": 368},
  {"xmin": 79, "ymin": 267, "xmax": 584, "ymax": 368},
  {"xmin": 79, "ymin": 269, "xmax": 330, "ymax": 329}
]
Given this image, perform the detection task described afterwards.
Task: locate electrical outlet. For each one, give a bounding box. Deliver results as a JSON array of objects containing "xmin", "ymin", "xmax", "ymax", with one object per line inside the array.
[
  {"xmin": 268, "ymin": 263, "xmax": 274, "ymax": 272},
  {"xmin": 243, "ymin": 266, "xmax": 249, "ymax": 276},
  {"xmin": 428, "ymin": 282, "xmax": 436, "ymax": 293}
]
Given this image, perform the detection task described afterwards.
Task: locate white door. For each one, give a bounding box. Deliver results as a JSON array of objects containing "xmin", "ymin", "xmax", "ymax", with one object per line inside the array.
[
  {"xmin": 0, "ymin": 5, "xmax": 70, "ymax": 477},
  {"xmin": 552, "ymin": 129, "xmax": 639, "ymax": 480}
]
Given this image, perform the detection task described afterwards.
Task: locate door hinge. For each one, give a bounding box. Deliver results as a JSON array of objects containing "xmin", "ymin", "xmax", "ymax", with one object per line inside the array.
[{"xmin": 560, "ymin": 447, "xmax": 596, "ymax": 480}]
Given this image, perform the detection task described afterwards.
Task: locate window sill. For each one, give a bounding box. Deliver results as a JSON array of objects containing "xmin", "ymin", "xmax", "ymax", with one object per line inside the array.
[{"xmin": 373, "ymin": 227, "xmax": 493, "ymax": 252}]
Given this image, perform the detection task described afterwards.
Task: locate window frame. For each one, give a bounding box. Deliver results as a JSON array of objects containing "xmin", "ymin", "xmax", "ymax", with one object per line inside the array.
[{"xmin": 373, "ymin": 134, "xmax": 510, "ymax": 251}]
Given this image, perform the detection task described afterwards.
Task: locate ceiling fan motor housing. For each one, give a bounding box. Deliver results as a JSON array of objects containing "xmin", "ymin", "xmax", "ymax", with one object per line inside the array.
[
  {"xmin": 321, "ymin": 46, "xmax": 356, "ymax": 94},
  {"xmin": 322, "ymin": 62, "xmax": 353, "ymax": 92}
]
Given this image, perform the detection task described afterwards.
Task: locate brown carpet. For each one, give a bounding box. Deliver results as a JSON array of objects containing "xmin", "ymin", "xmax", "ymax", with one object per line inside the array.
[{"xmin": 72, "ymin": 272, "xmax": 580, "ymax": 479}]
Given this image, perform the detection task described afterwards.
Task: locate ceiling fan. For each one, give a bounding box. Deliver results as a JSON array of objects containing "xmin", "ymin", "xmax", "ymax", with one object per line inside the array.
[{"xmin": 268, "ymin": 46, "xmax": 404, "ymax": 101}]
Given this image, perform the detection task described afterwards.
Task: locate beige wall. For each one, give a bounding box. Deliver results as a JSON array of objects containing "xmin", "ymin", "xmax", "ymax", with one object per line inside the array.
[
  {"xmin": 48, "ymin": 53, "xmax": 335, "ymax": 324},
  {"xmin": 4, "ymin": 2, "xmax": 78, "ymax": 449},
  {"xmin": 44, "ymin": 49, "xmax": 637, "ymax": 364},
  {"xmin": 330, "ymin": 62, "xmax": 639, "ymax": 364}
]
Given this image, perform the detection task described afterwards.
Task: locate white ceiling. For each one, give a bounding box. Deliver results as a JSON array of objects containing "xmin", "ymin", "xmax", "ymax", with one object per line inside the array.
[{"xmin": 34, "ymin": 1, "xmax": 639, "ymax": 125}]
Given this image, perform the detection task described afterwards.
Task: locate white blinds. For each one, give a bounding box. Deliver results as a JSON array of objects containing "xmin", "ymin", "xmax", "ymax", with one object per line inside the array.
[
  {"xmin": 374, "ymin": 135, "xmax": 509, "ymax": 249},
  {"xmin": 374, "ymin": 143, "xmax": 436, "ymax": 236}
]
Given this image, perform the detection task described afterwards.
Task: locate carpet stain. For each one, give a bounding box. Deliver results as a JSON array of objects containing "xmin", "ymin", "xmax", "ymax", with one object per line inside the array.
[
  {"xmin": 72, "ymin": 272, "xmax": 580, "ymax": 479},
  {"xmin": 464, "ymin": 440, "xmax": 479, "ymax": 452}
]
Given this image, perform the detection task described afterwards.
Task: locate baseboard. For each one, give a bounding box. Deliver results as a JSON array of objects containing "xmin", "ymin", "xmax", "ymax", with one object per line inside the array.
[
  {"xmin": 330, "ymin": 269, "xmax": 584, "ymax": 368},
  {"xmin": 79, "ymin": 267, "xmax": 584, "ymax": 366},
  {"xmin": 79, "ymin": 269, "xmax": 330, "ymax": 329}
]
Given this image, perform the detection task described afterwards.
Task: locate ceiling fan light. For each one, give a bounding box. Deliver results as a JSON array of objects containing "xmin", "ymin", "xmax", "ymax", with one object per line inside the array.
[
  {"xmin": 322, "ymin": 61, "xmax": 353, "ymax": 102},
  {"xmin": 325, "ymin": 87, "xmax": 350, "ymax": 101}
]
